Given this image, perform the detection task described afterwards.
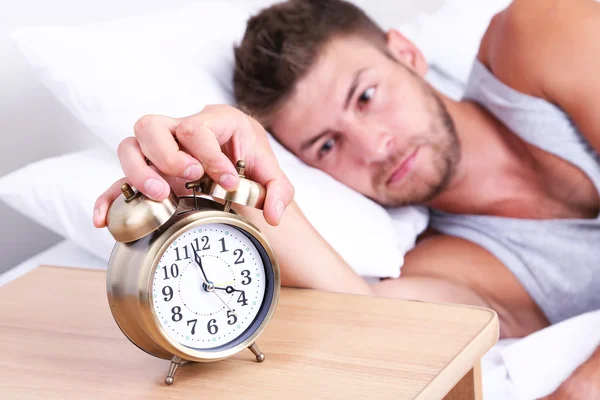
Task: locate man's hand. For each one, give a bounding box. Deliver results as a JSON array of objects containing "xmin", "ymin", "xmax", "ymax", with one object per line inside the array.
[
  {"xmin": 542, "ymin": 347, "xmax": 600, "ymax": 400},
  {"xmin": 92, "ymin": 105, "xmax": 294, "ymax": 228}
]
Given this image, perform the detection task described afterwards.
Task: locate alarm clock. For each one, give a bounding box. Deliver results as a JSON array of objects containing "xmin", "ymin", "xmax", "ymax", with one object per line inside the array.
[{"xmin": 105, "ymin": 160, "xmax": 280, "ymax": 385}]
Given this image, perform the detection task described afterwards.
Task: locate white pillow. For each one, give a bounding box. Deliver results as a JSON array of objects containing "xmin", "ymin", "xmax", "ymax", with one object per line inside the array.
[
  {"xmin": 10, "ymin": 0, "xmax": 505, "ymax": 148},
  {"xmin": 10, "ymin": 1, "xmax": 431, "ymax": 278},
  {"xmin": 0, "ymin": 148, "xmax": 121, "ymax": 262},
  {"xmin": 397, "ymin": 0, "xmax": 512, "ymax": 86},
  {"xmin": 10, "ymin": 2, "xmax": 247, "ymax": 145},
  {"xmin": 0, "ymin": 148, "xmax": 428, "ymax": 278}
]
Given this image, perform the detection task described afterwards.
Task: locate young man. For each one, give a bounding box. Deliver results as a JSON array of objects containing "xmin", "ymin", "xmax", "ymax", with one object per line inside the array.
[{"xmin": 94, "ymin": 0, "xmax": 600, "ymax": 396}]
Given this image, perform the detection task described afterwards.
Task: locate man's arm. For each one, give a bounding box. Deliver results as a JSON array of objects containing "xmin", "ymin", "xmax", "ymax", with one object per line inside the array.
[
  {"xmin": 538, "ymin": 0, "xmax": 600, "ymax": 154},
  {"xmin": 234, "ymin": 201, "xmax": 373, "ymax": 295},
  {"xmin": 509, "ymin": 3, "xmax": 600, "ymax": 396},
  {"xmin": 94, "ymin": 106, "xmax": 374, "ymax": 296},
  {"xmin": 543, "ymin": 346, "xmax": 600, "ymax": 400}
]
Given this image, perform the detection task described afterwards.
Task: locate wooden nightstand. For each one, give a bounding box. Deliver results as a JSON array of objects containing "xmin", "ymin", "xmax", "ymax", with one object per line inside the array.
[{"xmin": 0, "ymin": 266, "xmax": 497, "ymax": 399}]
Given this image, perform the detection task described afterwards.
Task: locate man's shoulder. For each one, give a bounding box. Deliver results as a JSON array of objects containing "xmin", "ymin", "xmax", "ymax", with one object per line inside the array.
[{"xmin": 477, "ymin": 0, "xmax": 577, "ymax": 100}]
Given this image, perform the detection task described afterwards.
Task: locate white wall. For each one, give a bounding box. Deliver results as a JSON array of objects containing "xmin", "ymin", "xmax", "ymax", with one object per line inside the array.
[{"xmin": 0, "ymin": 0, "xmax": 442, "ymax": 272}]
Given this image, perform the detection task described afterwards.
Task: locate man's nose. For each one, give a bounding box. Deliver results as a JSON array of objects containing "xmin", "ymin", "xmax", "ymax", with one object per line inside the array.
[{"xmin": 357, "ymin": 131, "xmax": 396, "ymax": 164}]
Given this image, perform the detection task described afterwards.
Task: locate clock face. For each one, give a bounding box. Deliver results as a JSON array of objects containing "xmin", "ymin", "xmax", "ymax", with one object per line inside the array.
[{"xmin": 152, "ymin": 223, "xmax": 269, "ymax": 350}]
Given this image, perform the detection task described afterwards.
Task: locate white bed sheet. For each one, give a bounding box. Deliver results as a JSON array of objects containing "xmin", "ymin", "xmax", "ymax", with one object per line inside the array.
[{"xmin": 0, "ymin": 240, "xmax": 106, "ymax": 287}]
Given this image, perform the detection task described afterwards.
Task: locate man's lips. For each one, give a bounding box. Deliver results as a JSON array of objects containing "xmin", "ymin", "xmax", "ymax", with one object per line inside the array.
[{"xmin": 386, "ymin": 148, "xmax": 419, "ymax": 185}]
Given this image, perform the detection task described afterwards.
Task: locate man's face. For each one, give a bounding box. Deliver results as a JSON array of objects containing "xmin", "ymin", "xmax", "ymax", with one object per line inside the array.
[{"xmin": 269, "ymin": 35, "xmax": 460, "ymax": 207}]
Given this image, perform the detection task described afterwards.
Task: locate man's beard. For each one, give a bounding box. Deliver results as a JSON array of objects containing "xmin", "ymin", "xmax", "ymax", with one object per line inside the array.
[{"xmin": 375, "ymin": 86, "xmax": 461, "ymax": 207}]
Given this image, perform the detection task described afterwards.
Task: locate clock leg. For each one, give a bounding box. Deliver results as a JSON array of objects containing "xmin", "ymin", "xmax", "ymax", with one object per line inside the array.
[
  {"xmin": 248, "ymin": 342, "xmax": 265, "ymax": 362},
  {"xmin": 165, "ymin": 355, "xmax": 184, "ymax": 385}
]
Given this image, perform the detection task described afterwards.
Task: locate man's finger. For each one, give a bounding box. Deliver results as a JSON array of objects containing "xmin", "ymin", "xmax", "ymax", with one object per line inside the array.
[
  {"xmin": 118, "ymin": 137, "xmax": 174, "ymax": 201},
  {"xmin": 263, "ymin": 177, "xmax": 295, "ymax": 226},
  {"xmin": 175, "ymin": 120, "xmax": 240, "ymax": 191},
  {"xmin": 134, "ymin": 114, "xmax": 204, "ymax": 181},
  {"xmin": 248, "ymin": 137, "xmax": 295, "ymax": 225},
  {"xmin": 93, "ymin": 177, "xmax": 129, "ymax": 228}
]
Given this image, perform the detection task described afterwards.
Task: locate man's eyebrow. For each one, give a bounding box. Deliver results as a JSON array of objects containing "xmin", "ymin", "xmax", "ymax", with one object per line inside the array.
[
  {"xmin": 300, "ymin": 68, "xmax": 368, "ymax": 153},
  {"xmin": 300, "ymin": 129, "xmax": 330, "ymax": 152},
  {"xmin": 344, "ymin": 68, "xmax": 368, "ymax": 110}
]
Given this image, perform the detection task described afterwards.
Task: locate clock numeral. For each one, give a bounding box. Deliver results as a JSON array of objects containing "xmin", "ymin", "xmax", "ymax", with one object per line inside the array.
[
  {"xmin": 187, "ymin": 319, "xmax": 197, "ymax": 335},
  {"xmin": 162, "ymin": 286, "xmax": 173, "ymax": 302},
  {"xmin": 219, "ymin": 238, "xmax": 228, "ymax": 253},
  {"xmin": 237, "ymin": 291, "xmax": 248, "ymax": 307},
  {"xmin": 171, "ymin": 306, "xmax": 182, "ymax": 322},
  {"xmin": 241, "ymin": 270, "xmax": 252, "ymax": 285},
  {"xmin": 207, "ymin": 318, "xmax": 218, "ymax": 335},
  {"xmin": 234, "ymin": 249, "xmax": 245, "ymax": 265},
  {"xmin": 175, "ymin": 237, "xmax": 202, "ymax": 261},
  {"xmin": 201, "ymin": 236, "xmax": 210, "ymax": 250},
  {"xmin": 227, "ymin": 310, "xmax": 237, "ymax": 325},
  {"xmin": 162, "ymin": 263, "xmax": 179, "ymax": 280},
  {"xmin": 174, "ymin": 246, "xmax": 190, "ymax": 261}
]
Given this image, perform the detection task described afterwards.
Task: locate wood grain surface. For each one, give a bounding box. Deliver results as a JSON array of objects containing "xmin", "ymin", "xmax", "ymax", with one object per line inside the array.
[{"xmin": 0, "ymin": 266, "xmax": 498, "ymax": 399}]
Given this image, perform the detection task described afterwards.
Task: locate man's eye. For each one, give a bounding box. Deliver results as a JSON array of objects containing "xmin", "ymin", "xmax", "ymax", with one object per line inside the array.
[
  {"xmin": 318, "ymin": 138, "xmax": 336, "ymax": 159},
  {"xmin": 358, "ymin": 87, "xmax": 376, "ymax": 105}
]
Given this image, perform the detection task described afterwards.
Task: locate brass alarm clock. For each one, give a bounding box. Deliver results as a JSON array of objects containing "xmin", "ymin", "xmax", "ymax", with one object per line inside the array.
[{"xmin": 105, "ymin": 160, "xmax": 280, "ymax": 385}]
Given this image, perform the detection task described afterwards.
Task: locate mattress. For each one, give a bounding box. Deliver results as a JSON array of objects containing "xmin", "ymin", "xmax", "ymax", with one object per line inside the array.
[{"xmin": 0, "ymin": 240, "xmax": 106, "ymax": 287}]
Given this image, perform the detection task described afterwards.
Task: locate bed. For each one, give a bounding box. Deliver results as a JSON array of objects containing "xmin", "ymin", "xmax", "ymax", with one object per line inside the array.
[
  {"xmin": 0, "ymin": 241, "xmax": 106, "ymax": 288},
  {"xmin": 1, "ymin": 1, "xmax": 599, "ymax": 399}
]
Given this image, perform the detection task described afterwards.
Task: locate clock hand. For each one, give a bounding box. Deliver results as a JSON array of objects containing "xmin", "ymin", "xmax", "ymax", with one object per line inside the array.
[
  {"xmin": 191, "ymin": 247, "xmax": 210, "ymax": 283},
  {"xmin": 190, "ymin": 247, "xmax": 236, "ymax": 316},
  {"xmin": 214, "ymin": 286, "xmax": 244, "ymax": 294},
  {"xmin": 193, "ymin": 270, "xmax": 236, "ymax": 315},
  {"xmin": 212, "ymin": 290, "xmax": 236, "ymax": 315},
  {"xmin": 214, "ymin": 280, "xmax": 235, "ymax": 287}
]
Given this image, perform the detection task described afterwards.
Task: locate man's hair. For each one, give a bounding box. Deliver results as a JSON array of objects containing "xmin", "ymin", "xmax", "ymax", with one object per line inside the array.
[{"xmin": 233, "ymin": 0, "xmax": 386, "ymax": 125}]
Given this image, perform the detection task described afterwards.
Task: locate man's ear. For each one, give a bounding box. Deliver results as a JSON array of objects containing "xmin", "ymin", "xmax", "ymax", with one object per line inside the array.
[{"xmin": 386, "ymin": 29, "xmax": 428, "ymax": 77}]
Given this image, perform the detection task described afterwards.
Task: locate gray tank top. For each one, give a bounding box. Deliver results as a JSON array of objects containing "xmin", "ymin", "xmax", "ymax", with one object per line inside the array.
[{"xmin": 430, "ymin": 59, "xmax": 600, "ymax": 324}]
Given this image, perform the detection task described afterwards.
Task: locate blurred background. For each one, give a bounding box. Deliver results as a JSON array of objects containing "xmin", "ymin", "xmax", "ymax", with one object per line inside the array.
[
  {"xmin": 3, "ymin": 3, "xmax": 599, "ymax": 399},
  {"xmin": 0, "ymin": 0, "xmax": 444, "ymax": 272}
]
